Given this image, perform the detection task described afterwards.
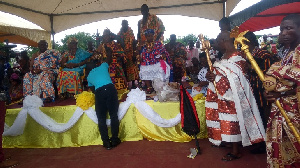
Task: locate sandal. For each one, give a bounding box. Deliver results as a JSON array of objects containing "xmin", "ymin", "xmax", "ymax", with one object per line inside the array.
[{"xmin": 221, "ymin": 153, "xmax": 242, "ymax": 161}]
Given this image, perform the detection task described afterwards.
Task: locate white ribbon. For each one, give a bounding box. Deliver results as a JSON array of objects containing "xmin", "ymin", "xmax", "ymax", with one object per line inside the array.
[{"xmin": 4, "ymin": 89, "xmax": 182, "ymax": 136}]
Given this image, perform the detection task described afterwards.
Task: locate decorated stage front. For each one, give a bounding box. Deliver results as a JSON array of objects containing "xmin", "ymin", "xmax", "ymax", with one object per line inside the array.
[{"xmin": 3, "ymin": 90, "xmax": 207, "ymax": 148}]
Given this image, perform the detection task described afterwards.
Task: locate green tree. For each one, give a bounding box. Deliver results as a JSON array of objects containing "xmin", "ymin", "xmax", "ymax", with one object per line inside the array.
[
  {"xmin": 57, "ymin": 32, "xmax": 95, "ymax": 52},
  {"xmin": 164, "ymin": 34, "xmax": 208, "ymax": 47},
  {"xmin": 179, "ymin": 34, "xmax": 198, "ymax": 46}
]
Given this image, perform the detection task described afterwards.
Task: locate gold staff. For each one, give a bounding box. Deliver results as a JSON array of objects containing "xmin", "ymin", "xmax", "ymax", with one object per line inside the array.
[
  {"xmin": 234, "ymin": 29, "xmax": 300, "ymax": 145},
  {"xmin": 198, "ymin": 34, "xmax": 218, "ymax": 94}
]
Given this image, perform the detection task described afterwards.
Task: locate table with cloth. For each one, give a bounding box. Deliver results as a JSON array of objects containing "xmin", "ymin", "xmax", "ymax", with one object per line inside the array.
[{"xmin": 3, "ymin": 91, "xmax": 207, "ymax": 148}]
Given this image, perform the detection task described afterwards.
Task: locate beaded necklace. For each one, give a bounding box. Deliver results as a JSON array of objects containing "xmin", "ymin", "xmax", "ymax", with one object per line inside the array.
[
  {"xmin": 280, "ymin": 48, "xmax": 292, "ymax": 66},
  {"xmin": 145, "ymin": 42, "xmax": 154, "ymax": 52}
]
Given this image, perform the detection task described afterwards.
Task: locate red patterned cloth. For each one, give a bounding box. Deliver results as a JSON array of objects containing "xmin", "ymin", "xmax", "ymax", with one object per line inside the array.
[
  {"xmin": 265, "ymin": 44, "xmax": 300, "ymax": 168},
  {"xmin": 205, "ymin": 55, "xmax": 265, "ymax": 146}
]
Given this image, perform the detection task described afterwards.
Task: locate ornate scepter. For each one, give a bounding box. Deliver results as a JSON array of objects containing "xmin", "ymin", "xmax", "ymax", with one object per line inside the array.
[
  {"xmin": 234, "ymin": 28, "xmax": 300, "ymax": 145},
  {"xmin": 198, "ymin": 34, "xmax": 218, "ymax": 94}
]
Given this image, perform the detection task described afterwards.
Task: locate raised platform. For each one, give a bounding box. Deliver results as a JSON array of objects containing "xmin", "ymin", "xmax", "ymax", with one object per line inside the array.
[{"xmin": 4, "ymin": 98, "xmax": 207, "ymax": 148}]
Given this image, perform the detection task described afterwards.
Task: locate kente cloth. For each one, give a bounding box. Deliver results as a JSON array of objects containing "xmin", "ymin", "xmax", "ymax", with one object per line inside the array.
[
  {"xmin": 118, "ymin": 27, "xmax": 139, "ymax": 81},
  {"xmin": 56, "ymin": 48, "xmax": 92, "ymax": 95},
  {"xmin": 186, "ymin": 48, "xmax": 199, "ymax": 67},
  {"xmin": 165, "ymin": 42, "xmax": 187, "ymax": 82},
  {"xmin": 98, "ymin": 41, "xmax": 126, "ymax": 90},
  {"xmin": 138, "ymin": 14, "xmax": 165, "ymax": 43},
  {"xmin": 23, "ymin": 49, "xmax": 61, "ymax": 101},
  {"xmin": 205, "ymin": 55, "xmax": 265, "ymax": 146},
  {"xmin": 265, "ymin": 44, "xmax": 300, "ymax": 168},
  {"xmin": 115, "ymin": 65, "xmax": 127, "ymax": 90},
  {"xmin": 139, "ymin": 41, "xmax": 172, "ymax": 81},
  {"xmin": 249, "ymin": 47, "xmax": 273, "ymax": 127}
]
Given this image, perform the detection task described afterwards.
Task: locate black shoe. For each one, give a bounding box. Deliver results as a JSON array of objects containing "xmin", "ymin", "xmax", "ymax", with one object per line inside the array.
[
  {"xmin": 250, "ymin": 142, "xmax": 266, "ymax": 154},
  {"xmin": 111, "ymin": 138, "xmax": 121, "ymax": 148},
  {"xmin": 250, "ymin": 147, "xmax": 266, "ymax": 154},
  {"xmin": 103, "ymin": 141, "xmax": 112, "ymax": 150}
]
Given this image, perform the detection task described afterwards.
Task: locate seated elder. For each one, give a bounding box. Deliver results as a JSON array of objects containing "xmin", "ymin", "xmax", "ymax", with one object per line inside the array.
[
  {"xmin": 23, "ymin": 49, "xmax": 61, "ymax": 102},
  {"xmin": 138, "ymin": 29, "xmax": 172, "ymax": 94},
  {"xmin": 57, "ymin": 37, "xmax": 92, "ymax": 98}
]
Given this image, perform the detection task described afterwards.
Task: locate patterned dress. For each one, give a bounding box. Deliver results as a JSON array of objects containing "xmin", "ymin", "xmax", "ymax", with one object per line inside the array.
[
  {"xmin": 98, "ymin": 41, "xmax": 127, "ymax": 90},
  {"xmin": 23, "ymin": 49, "xmax": 61, "ymax": 101},
  {"xmin": 138, "ymin": 14, "xmax": 165, "ymax": 43},
  {"xmin": 265, "ymin": 44, "xmax": 300, "ymax": 168},
  {"xmin": 118, "ymin": 27, "xmax": 139, "ymax": 81},
  {"xmin": 139, "ymin": 41, "xmax": 172, "ymax": 81},
  {"xmin": 205, "ymin": 55, "xmax": 265, "ymax": 146},
  {"xmin": 165, "ymin": 42, "xmax": 187, "ymax": 82},
  {"xmin": 56, "ymin": 48, "xmax": 92, "ymax": 95}
]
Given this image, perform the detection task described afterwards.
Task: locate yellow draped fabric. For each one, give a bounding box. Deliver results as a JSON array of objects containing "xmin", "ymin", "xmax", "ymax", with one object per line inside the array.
[{"xmin": 3, "ymin": 100, "xmax": 207, "ymax": 148}]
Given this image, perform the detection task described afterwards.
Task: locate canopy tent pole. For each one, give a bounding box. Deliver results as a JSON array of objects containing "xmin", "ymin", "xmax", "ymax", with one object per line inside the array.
[
  {"xmin": 50, "ymin": 14, "xmax": 55, "ymax": 49},
  {"xmin": 223, "ymin": 0, "xmax": 226, "ymax": 17}
]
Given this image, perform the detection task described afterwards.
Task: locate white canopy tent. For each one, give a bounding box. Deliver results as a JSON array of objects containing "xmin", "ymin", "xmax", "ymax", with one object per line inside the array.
[
  {"xmin": 0, "ymin": 0, "xmax": 240, "ymax": 33},
  {"xmin": 0, "ymin": 11, "xmax": 51, "ymax": 47}
]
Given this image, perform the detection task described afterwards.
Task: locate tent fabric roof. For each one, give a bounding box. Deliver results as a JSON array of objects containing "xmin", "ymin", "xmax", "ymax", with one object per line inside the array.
[
  {"xmin": 229, "ymin": 0, "xmax": 300, "ymax": 32},
  {"xmin": 0, "ymin": 11, "xmax": 51, "ymax": 47},
  {"xmin": 0, "ymin": 0, "xmax": 240, "ymax": 34},
  {"xmin": 0, "ymin": 25, "xmax": 51, "ymax": 47}
]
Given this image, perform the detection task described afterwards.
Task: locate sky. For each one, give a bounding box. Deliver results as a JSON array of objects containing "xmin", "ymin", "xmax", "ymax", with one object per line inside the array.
[
  {"xmin": 0, "ymin": 0, "xmax": 280, "ymax": 50},
  {"xmin": 53, "ymin": 0, "xmax": 279, "ymax": 44}
]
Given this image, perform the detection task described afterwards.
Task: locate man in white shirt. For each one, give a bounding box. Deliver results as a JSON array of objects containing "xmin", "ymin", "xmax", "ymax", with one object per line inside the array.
[{"xmin": 197, "ymin": 52, "xmax": 209, "ymax": 95}]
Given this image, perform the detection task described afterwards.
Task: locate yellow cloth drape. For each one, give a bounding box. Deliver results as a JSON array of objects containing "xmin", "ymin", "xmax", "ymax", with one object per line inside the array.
[{"xmin": 3, "ymin": 100, "xmax": 207, "ymax": 148}]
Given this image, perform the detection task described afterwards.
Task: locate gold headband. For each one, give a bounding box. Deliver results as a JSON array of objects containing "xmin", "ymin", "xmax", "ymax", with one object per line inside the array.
[{"xmin": 67, "ymin": 37, "xmax": 78, "ymax": 44}]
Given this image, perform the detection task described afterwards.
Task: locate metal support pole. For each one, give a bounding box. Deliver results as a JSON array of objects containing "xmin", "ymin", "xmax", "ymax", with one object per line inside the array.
[
  {"xmin": 223, "ymin": 0, "xmax": 226, "ymax": 17},
  {"xmin": 50, "ymin": 14, "xmax": 55, "ymax": 49}
]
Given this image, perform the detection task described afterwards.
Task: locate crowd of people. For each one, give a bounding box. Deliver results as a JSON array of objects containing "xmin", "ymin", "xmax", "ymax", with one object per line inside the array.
[{"xmin": 0, "ymin": 3, "xmax": 299, "ymax": 168}]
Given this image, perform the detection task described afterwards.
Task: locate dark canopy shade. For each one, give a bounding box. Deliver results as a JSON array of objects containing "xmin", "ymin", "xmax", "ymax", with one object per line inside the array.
[{"xmin": 229, "ymin": 0, "xmax": 300, "ymax": 32}]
